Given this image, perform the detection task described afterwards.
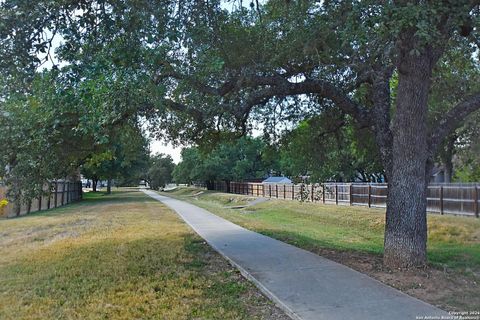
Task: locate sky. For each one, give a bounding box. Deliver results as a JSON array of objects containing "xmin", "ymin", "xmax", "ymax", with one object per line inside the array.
[{"xmin": 150, "ymin": 139, "xmax": 183, "ymax": 163}]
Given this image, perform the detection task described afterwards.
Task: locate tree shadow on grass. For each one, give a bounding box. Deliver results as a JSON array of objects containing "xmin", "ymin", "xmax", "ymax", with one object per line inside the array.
[
  {"xmin": 7, "ymin": 190, "xmax": 154, "ymax": 220},
  {"xmin": 0, "ymin": 233, "xmax": 265, "ymax": 320}
]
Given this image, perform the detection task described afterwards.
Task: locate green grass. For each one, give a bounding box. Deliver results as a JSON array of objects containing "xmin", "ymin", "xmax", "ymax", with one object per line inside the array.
[
  {"xmin": 163, "ymin": 187, "xmax": 480, "ymax": 271},
  {"xmin": 0, "ymin": 189, "xmax": 284, "ymax": 320}
]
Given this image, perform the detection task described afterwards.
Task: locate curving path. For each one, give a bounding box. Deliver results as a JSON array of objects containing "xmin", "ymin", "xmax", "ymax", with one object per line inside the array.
[{"xmin": 142, "ymin": 189, "xmax": 449, "ymax": 320}]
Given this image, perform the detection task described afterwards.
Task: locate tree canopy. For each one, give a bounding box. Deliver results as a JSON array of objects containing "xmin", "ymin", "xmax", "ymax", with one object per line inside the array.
[{"xmin": 173, "ymin": 137, "xmax": 275, "ymax": 188}]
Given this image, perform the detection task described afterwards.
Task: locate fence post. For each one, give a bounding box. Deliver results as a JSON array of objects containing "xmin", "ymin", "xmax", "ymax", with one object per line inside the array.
[
  {"xmin": 269, "ymin": 184, "xmax": 272, "ymax": 198},
  {"xmin": 322, "ymin": 184, "xmax": 325, "ymax": 203},
  {"xmin": 38, "ymin": 194, "xmax": 42, "ymax": 212},
  {"xmin": 349, "ymin": 184, "xmax": 353, "ymax": 206},
  {"xmin": 311, "ymin": 184, "xmax": 314, "ymax": 202},
  {"xmin": 335, "ymin": 184, "xmax": 338, "ymax": 205},
  {"xmin": 61, "ymin": 182, "xmax": 65, "ymax": 206},
  {"xmin": 284, "ymin": 185, "xmax": 286, "ymax": 199},
  {"xmin": 440, "ymin": 186, "xmax": 444, "ymax": 215},
  {"xmin": 47, "ymin": 182, "xmax": 51, "ymax": 209},
  {"xmin": 292, "ymin": 184, "xmax": 295, "ymax": 200},
  {"xmin": 474, "ymin": 186, "xmax": 479, "ymax": 218},
  {"xmin": 368, "ymin": 185, "xmax": 371, "ymax": 208},
  {"xmin": 54, "ymin": 181, "xmax": 58, "ymax": 208},
  {"xmin": 275, "ymin": 184, "xmax": 278, "ymax": 198},
  {"xmin": 67, "ymin": 182, "xmax": 70, "ymax": 203}
]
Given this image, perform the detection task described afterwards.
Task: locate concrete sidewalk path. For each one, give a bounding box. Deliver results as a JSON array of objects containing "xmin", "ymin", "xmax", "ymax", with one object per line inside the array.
[{"xmin": 142, "ymin": 190, "xmax": 448, "ymax": 320}]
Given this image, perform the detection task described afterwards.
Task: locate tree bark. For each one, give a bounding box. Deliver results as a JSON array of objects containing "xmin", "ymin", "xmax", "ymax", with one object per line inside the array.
[
  {"xmin": 92, "ymin": 179, "xmax": 98, "ymax": 192},
  {"xmin": 383, "ymin": 51, "xmax": 433, "ymax": 268},
  {"xmin": 107, "ymin": 179, "xmax": 112, "ymax": 194}
]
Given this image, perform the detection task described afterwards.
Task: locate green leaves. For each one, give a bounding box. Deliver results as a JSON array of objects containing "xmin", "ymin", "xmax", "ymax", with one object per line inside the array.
[
  {"xmin": 173, "ymin": 137, "xmax": 274, "ymax": 184},
  {"xmin": 147, "ymin": 154, "xmax": 175, "ymax": 190}
]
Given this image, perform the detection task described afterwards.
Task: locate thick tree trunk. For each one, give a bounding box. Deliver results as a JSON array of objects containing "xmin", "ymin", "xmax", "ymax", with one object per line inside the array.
[
  {"xmin": 383, "ymin": 53, "xmax": 433, "ymax": 268},
  {"xmin": 107, "ymin": 179, "xmax": 112, "ymax": 194},
  {"xmin": 14, "ymin": 197, "xmax": 21, "ymax": 217},
  {"xmin": 92, "ymin": 179, "xmax": 98, "ymax": 192},
  {"xmin": 12, "ymin": 182, "xmax": 21, "ymax": 217}
]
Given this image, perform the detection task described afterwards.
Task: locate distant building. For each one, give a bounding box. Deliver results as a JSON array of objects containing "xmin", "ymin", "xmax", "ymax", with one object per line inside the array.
[{"xmin": 262, "ymin": 176, "xmax": 293, "ymax": 184}]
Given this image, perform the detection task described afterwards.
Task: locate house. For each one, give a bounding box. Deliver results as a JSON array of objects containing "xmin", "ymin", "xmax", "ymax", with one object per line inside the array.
[{"xmin": 262, "ymin": 176, "xmax": 293, "ymax": 184}]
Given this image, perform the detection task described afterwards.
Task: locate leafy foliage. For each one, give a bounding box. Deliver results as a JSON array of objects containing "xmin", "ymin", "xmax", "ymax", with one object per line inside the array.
[
  {"xmin": 278, "ymin": 111, "xmax": 384, "ymax": 182},
  {"xmin": 146, "ymin": 154, "xmax": 175, "ymax": 190},
  {"xmin": 173, "ymin": 137, "xmax": 274, "ymax": 185}
]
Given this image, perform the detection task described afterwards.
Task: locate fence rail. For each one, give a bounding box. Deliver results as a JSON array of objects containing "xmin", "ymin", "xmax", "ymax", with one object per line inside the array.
[
  {"xmin": 195, "ymin": 181, "xmax": 480, "ymax": 217},
  {"xmin": 0, "ymin": 181, "xmax": 83, "ymax": 218}
]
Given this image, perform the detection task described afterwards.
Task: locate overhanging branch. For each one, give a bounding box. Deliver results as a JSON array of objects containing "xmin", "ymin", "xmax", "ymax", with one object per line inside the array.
[{"xmin": 428, "ymin": 91, "xmax": 480, "ymax": 156}]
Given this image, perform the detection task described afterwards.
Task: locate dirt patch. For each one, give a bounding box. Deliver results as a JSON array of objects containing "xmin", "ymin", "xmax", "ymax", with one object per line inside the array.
[{"xmin": 309, "ymin": 247, "xmax": 479, "ymax": 311}]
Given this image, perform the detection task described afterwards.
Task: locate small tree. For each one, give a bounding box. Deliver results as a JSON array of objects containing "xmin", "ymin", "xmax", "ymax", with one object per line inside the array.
[{"xmin": 147, "ymin": 154, "xmax": 175, "ymax": 190}]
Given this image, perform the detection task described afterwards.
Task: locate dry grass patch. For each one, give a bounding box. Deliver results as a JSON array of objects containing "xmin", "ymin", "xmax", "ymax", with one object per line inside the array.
[{"xmin": 0, "ymin": 189, "xmax": 288, "ymax": 320}]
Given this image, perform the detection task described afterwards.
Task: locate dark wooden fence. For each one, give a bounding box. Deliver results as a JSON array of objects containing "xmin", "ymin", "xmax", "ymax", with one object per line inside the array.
[
  {"xmin": 195, "ymin": 181, "xmax": 480, "ymax": 217},
  {"xmin": 0, "ymin": 180, "xmax": 83, "ymax": 218}
]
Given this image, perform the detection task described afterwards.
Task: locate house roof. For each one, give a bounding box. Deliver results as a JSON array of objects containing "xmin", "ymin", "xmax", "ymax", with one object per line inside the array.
[{"xmin": 262, "ymin": 176, "xmax": 292, "ymax": 183}]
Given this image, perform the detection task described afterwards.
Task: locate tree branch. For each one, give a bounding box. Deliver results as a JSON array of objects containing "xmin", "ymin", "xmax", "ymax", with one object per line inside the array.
[
  {"xmin": 428, "ymin": 91, "xmax": 480, "ymax": 156},
  {"xmin": 235, "ymin": 78, "xmax": 371, "ymax": 128},
  {"xmin": 163, "ymin": 99, "xmax": 205, "ymax": 123}
]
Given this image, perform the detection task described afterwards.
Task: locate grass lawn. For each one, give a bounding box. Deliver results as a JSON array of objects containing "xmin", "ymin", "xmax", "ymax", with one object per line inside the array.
[
  {"xmin": 163, "ymin": 187, "xmax": 480, "ymax": 311},
  {"xmin": 0, "ymin": 188, "xmax": 287, "ymax": 320}
]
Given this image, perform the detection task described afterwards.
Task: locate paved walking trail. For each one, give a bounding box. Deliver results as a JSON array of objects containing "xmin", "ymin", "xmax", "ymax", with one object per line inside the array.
[{"xmin": 142, "ymin": 190, "xmax": 449, "ymax": 320}]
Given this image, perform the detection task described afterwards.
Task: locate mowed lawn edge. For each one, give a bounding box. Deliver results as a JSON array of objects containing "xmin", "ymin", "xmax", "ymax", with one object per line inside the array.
[
  {"xmin": 0, "ymin": 188, "xmax": 288, "ymax": 320},
  {"xmin": 161, "ymin": 187, "xmax": 480, "ymax": 311}
]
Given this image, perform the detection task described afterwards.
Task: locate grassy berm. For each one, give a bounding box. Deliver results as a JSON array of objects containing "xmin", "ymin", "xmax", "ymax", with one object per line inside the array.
[
  {"xmin": 0, "ymin": 188, "xmax": 288, "ymax": 320},
  {"xmin": 164, "ymin": 187, "xmax": 480, "ymax": 311}
]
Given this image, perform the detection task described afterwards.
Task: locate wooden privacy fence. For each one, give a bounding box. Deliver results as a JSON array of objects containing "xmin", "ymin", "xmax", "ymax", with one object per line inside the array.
[
  {"xmin": 202, "ymin": 181, "xmax": 480, "ymax": 217},
  {"xmin": 0, "ymin": 181, "xmax": 82, "ymax": 218}
]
